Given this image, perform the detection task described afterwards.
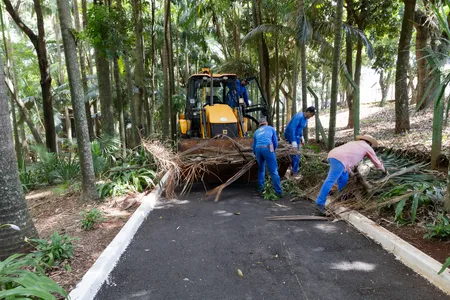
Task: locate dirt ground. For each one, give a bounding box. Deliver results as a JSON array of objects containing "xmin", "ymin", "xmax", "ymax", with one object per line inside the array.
[{"xmin": 26, "ymin": 186, "xmax": 140, "ymax": 292}]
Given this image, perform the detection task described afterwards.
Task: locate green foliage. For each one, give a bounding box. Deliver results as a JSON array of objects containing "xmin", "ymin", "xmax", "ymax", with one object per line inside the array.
[
  {"xmin": 91, "ymin": 135, "xmax": 122, "ymax": 176},
  {"xmin": 381, "ymin": 182, "xmax": 444, "ymax": 225},
  {"xmin": 86, "ymin": 5, "xmax": 130, "ymax": 58},
  {"xmin": 438, "ymin": 257, "xmax": 450, "ymax": 275},
  {"xmin": 96, "ymin": 168, "xmax": 157, "ymax": 198},
  {"xmin": 29, "ymin": 145, "xmax": 80, "ymax": 185},
  {"xmin": 18, "ymin": 159, "xmax": 39, "ymax": 192},
  {"xmin": 28, "ymin": 231, "xmax": 76, "ymax": 269},
  {"xmin": 80, "ymin": 208, "xmax": 105, "ymax": 231},
  {"xmin": 262, "ymin": 175, "xmax": 280, "ymax": 201},
  {"xmin": 424, "ymin": 214, "xmax": 450, "ymax": 240},
  {"xmin": 0, "ymin": 254, "xmax": 67, "ymax": 300}
]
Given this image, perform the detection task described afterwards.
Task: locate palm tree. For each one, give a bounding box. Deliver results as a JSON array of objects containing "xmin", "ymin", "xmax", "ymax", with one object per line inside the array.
[
  {"xmin": 395, "ymin": 0, "xmax": 416, "ymax": 133},
  {"xmin": 328, "ymin": 0, "xmax": 344, "ymax": 150},
  {"xmin": 162, "ymin": 0, "xmax": 171, "ymax": 139},
  {"xmin": 58, "ymin": 0, "xmax": 97, "ymax": 201},
  {"xmin": 0, "ymin": 55, "xmax": 38, "ymax": 259}
]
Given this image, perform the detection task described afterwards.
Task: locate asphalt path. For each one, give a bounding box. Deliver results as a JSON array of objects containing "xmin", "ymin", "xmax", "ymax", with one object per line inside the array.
[{"xmin": 95, "ymin": 184, "xmax": 448, "ymax": 300}]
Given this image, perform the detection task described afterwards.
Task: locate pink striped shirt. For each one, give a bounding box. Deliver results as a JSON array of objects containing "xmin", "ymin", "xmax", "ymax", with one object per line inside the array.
[{"xmin": 328, "ymin": 141, "xmax": 384, "ymax": 171}]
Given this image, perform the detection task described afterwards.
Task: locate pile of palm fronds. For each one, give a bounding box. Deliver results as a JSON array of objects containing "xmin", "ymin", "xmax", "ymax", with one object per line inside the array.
[
  {"xmin": 327, "ymin": 148, "xmax": 446, "ymax": 225},
  {"xmin": 142, "ymin": 135, "xmax": 293, "ymax": 200}
]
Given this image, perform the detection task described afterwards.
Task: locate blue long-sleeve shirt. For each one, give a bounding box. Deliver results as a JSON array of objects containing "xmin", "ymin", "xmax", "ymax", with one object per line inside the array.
[
  {"xmin": 253, "ymin": 125, "xmax": 278, "ymax": 153},
  {"xmin": 284, "ymin": 112, "xmax": 308, "ymax": 143},
  {"xmin": 236, "ymin": 80, "xmax": 249, "ymax": 107}
]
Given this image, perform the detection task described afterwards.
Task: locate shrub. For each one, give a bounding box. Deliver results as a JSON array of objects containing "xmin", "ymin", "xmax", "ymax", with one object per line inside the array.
[
  {"xmin": 96, "ymin": 168, "xmax": 157, "ymax": 198},
  {"xmin": 0, "ymin": 253, "xmax": 67, "ymax": 299},
  {"xmin": 28, "ymin": 231, "xmax": 76, "ymax": 269},
  {"xmin": 424, "ymin": 214, "xmax": 450, "ymax": 240},
  {"xmin": 81, "ymin": 208, "xmax": 105, "ymax": 230}
]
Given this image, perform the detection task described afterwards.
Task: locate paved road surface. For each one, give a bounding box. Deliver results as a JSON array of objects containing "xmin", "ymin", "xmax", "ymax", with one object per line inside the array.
[{"xmin": 95, "ymin": 184, "xmax": 448, "ymax": 300}]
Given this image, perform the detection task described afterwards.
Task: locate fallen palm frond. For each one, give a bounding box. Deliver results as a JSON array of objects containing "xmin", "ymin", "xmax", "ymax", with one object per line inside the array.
[
  {"xmin": 142, "ymin": 136, "xmax": 293, "ymax": 200},
  {"xmin": 326, "ymin": 148, "xmax": 446, "ymax": 225}
]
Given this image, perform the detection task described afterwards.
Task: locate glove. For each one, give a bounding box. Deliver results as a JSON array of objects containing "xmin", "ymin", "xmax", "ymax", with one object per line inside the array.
[
  {"xmin": 301, "ymin": 136, "xmax": 305, "ymax": 146},
  {"xmin": 291, "ymin": 141, "xmax": 298, "ymax": 148}
]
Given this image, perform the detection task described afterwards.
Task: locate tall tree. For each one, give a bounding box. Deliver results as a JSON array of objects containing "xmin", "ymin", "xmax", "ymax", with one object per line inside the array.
[
  {"xmin": 54, "ymin": 15, "xmax": 72, "ymax": 144},
  {"xmin": 149, "ymin": 0, "xmax": 156, "ymax": 134},
  {"xmin": 73, "ymin": 0, "xmax": 94, "ymax": 141},
  {"xmin": 113, "ymin": 0, "xmax": 126, "ymax": 150},
  {"xmin": 162, "ymin": 0, "xmax": 170, "ymax": 139},
  {"xmin": 395, "ymin": 0, "xmax": 416, "ymax": 133},
  {"xmin": 4, "ymin": 0, "xmax": 57, "ymax": 152},
  {"xmin": 298, "ymin": 0, "xmax": 308, "ymax": 141},
  {"xmin": 0, "ymin": 8, "xmax": 21, "ymax": 159},
  {"xmin": 252, "ymin": 0, "xmax": 271, "ymax": 123},
  {"xmin": 58, "ymin": 0, "xmax": 97, "ymax": 201},
  {"xmin": 0, "ymin": 55, "xmax": 38, "ymax": 259},
  {"xmin": 132, "ymin": 0, "xmax": 145, "ymax": 140},
  {"xmin": 328, "ymin": 0, "xmax": 344, "ymax": 150},
  {"xmin": 88, "ymin": 3, "xmax": 115, "ymax": 137},
  {"xmin": 414, "ymin": 9, "xmax": 433, "ymax": 110}
]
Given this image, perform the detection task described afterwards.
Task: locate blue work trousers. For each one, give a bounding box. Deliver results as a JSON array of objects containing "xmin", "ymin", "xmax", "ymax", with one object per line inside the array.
[
  {"xmin": 316, "ymin": 158, "xmax": 349, "ymax": 206},
  {"xmin": 289, "ymin": 138, "xmax": 301, "ymax": 175},
  {"xmin": 255, "ymin": 147, "xmax": 282, "ymax": 195},
  {"xmin": 290, "ymin": 138, "xmax": 300, "ymax": 175}
]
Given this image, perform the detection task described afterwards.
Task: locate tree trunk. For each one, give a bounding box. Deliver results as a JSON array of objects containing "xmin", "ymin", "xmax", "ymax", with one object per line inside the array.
[
  {"xmin": 431, "ymin": 97, "xmax": 444, "ymax": 170},
  {"xmin": 328, "ymin": 0, "xmax": 344, "ymax": 150},
  {"xmin": 74, "ymin": 0, "xmax": 94, "ymax": 141},
  {"xmin": 353, "ymin": 39, "xmax": 363, "ymax": 137},
  {"xmin": 0, "ymin": 11, "xmax": 21, "ymax": 159},
  {"xmin": 379, "ymin": 69, "xmax": 392, "ymax": 107},
  {"xmin": 345, "ymin": 33, "xmax": 354, "ymax": 128},
  {"xmin": 95, "ymin": 52, "xmax": 114, "ymax": 137},
  {"xmin": 414, "ymin": 9, "xmax": 432, "ymax": 110},
  {"xmin": 291, "ymin": 47, "xmax": 299, "ymax": 118},
  {"xmin": 4, "ymin": 77, "xmax": 43, "ymax": 145},
  {"xmin": 275, "ymin": 36, "xmax": 280, "ymax": 134},
  {"xmin": 162, "ymin": 0, "xmax": 170, "ymax": 139},
  {"xmin": 58, "ymin": 0, "xmax": 97, "ymax": 201},
  {"xmin": 395, "ymin": 0, "xmax": 415, "ymax": 133},
  {"xmin": 0, "ymin": 55, "xmax": 38, "ymax": 259},
  {"xmin": 113, "ymin": 58, "xmax": 126, "ymax": 151},
  {"xmin": 54, "ymin": 15, "xmax": 73, "ymax": 144},
  {"xmin": 132, "ymin": 0, "xmax": 145, "ymax": 137},
  {"xmin": 233, "ymin": 6, "xmax": 240, "ymax": 60},
  {"xmin": 3, "ymin": 0, "xmax": 56, "ymax": 152},
  {"xmin": 149, "ymin": 0, "xmax": 156, "ymax": 135},
  {"xmin": 253, "ymin": 0, "xmax": 271, "ymax": 123},
  {"xmin": 124, "ymin": 55, "xmax": 137, "ymax": 147},
  {"xmin": 168, "ymin": 5, "xmax": 176, "ymax": 142},
  {"xmin": 300, "ymin": 41, "xmax": 308, "ymax": 142}
]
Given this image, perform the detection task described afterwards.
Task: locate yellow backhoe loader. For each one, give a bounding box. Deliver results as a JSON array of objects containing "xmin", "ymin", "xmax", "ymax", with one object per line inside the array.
[{"xmin": 178, "ymin": 68, "xmax": 289, "ymax": 183}]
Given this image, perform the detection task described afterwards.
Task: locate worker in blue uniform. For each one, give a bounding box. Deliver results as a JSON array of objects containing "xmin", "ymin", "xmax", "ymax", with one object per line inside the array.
[
  {"xmin": 227, "ymin": 79, "xmax": 249, "ymax": 108},
  {"xmin": 284, "ymin": 106, "xmax": 316, "ymax": 176},
  {"xmin": 253, "ymin": 117, "xmax": 282, "ymax": 197}
]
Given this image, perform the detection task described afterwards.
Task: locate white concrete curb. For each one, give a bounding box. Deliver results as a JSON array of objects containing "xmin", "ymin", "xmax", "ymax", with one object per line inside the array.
[
  {"xmin": 68, "ymin": 171, "xmax": 171, "ymax": 300},
  {"xmin": 335, "ymin": 207, "xmax": 450, "ymax": 295}
]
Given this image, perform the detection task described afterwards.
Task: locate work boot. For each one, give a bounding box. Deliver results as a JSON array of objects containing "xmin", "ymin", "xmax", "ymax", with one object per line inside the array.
[{"xmin": 314, "ymin": 203, "xmax": 327, "ymax": 216}]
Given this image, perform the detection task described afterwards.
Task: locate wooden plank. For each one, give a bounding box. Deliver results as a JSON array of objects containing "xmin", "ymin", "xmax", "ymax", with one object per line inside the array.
[{"xmin": 265, "ymin": 215, "xmax": 329, "ymax": 221}]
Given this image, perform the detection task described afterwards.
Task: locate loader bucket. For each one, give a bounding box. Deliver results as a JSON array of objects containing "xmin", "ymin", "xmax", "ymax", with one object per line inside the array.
[{"xmin": 177, "ymin": 137, "xmax": 290, "ymax": 184}]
